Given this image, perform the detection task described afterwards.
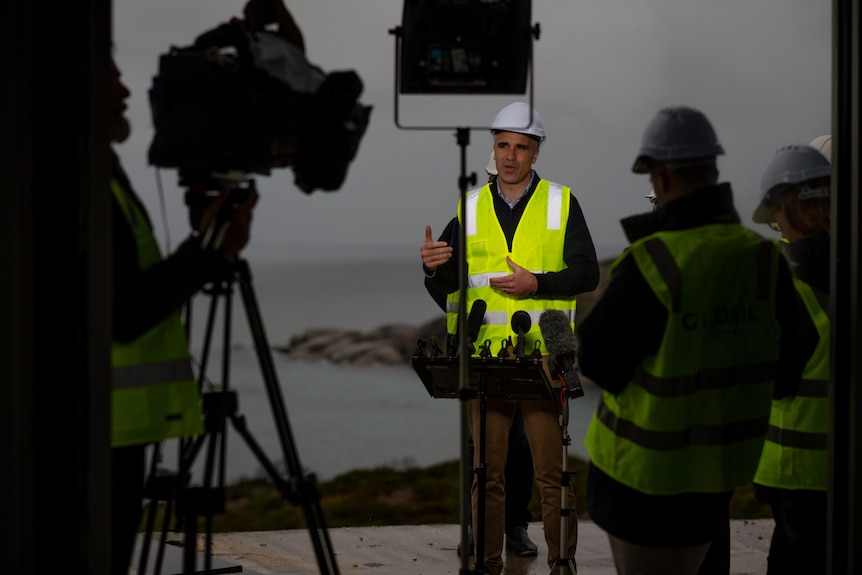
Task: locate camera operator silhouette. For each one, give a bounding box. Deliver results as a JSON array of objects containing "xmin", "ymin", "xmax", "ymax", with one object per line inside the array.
[{"xmin": 107, "ymin": 0, "xmax": 311, "ymax": 572}]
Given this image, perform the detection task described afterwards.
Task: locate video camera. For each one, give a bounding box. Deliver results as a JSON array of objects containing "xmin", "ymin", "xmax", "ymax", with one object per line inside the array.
[{"xmin": 147, "ymin": 17, "xmax": 372, "ymax": 194}]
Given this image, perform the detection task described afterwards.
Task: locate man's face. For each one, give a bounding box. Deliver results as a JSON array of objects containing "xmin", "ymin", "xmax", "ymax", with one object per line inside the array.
[
  {"xmin": 110, "ymin": 58, "xmax": 131, "ymax": 144},
  {"xmin": 493, "ymin": 131, "xmax": 539, "ymax": 189}
]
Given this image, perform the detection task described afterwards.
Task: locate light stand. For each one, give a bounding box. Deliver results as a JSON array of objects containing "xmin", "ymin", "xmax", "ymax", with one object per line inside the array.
[{"xmin": 390, "ymin": 3, "xmax": 539, "ymax": 572}]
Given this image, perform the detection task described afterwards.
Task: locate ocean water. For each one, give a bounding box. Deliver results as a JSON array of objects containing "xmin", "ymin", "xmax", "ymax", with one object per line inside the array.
[{"xmin": 166, "ymin": 246, "xmax": 602, "ymax": 485}]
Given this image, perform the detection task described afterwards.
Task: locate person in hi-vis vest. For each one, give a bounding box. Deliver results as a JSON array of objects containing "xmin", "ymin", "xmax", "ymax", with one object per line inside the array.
[
  {"xmin": 426, "ymin": 151, "xmax": 541, "ymax": 559},
  {"xmin": 421, "ymin": 102, "xmax": 600, "ymax": 575},
  {"xmin": 751, "ymin": 141, "xmax": 831, "ymax": 575},
  {"xmin": 576, "ymin": 106, "xmax": 809, "ymax": 575},
  {"xmin": 107, "ymin": 24, "xmax": 267, "ymax": 575}
]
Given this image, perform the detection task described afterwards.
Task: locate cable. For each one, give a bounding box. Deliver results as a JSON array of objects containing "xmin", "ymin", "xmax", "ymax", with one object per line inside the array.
[{"xmin": 155, "ymin": 168, "xmax": 172, "ymax": 252}]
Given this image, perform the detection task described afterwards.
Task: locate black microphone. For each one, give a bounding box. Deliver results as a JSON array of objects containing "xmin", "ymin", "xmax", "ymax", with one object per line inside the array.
[
  {"xmin": 468, "ymin": 300, "xmax": 487, "ymax": 345},
  {"xmin": 538, "ymin": 310, "xmax": 584, "ymax": 398},
  {"xmin": 511, "ymin": 310, "xmax": 531, "ymax": 359},
  {"xmin": 452, "ymin": 299, "xmax": 487, "ymax": 357},
  {"xmin": 428, "ymin": 336, "xmax": 444, "ymax": 358}
]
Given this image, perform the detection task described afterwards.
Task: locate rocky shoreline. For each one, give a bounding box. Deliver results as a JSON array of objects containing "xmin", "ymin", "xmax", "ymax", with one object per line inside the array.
[{"xmin": 272, "ymin": 317, "xmax": 448, "ymax": 365}]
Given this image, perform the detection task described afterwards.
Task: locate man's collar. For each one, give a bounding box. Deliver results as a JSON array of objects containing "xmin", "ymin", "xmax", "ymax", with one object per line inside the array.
[
  {"xmin": 494, "ymin": 170, "xmax": 537, "ymax": 208},
  {"xmin": 620, "ymin": 183, "xmax": 740, "ymax": 243}
]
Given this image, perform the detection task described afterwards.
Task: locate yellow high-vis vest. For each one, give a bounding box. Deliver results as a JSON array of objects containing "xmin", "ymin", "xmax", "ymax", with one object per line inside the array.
[
  {"xmin": 446, "ymin": 180, "xmax": 576, "ymax": 356},
  {"xmin": 754, "ymin": 278, "xmax": 829, "ymax": 491},
  {"xmin": 110, "ymin": 180, "xmax": 204, "ymax": 447},
  {"xmin": 585, "ymin": 225, "xmax": 782, "ymax": 494}
]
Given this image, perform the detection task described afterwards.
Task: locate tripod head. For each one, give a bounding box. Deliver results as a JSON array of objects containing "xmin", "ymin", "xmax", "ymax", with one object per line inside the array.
[{"xmin": 184, "ymin": 172, "xmax": 256, "ymax": 231}]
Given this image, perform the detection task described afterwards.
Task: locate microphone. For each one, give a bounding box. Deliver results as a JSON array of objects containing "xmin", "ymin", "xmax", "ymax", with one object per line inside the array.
[
  {"xmin": 452, "ymin": 299, "xmax": 487, "ymax": 357},
  {"xmin": 538, "ymin": 310, "xmax": 584, "ymax": 398},
  {"xmin": 468, "ymin": 300, "xmax": 487, "ymax": 346},
  {"xmin": 511, "ymin": 310, "xmax": 531, "ymax": 359},
  {"xmin": 428, "ymin": 336, "xmax": 444, "ymax": 358}
]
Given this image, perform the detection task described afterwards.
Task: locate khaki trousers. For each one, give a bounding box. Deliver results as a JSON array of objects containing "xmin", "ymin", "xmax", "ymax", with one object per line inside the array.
[{"xmin": 470, "ymin": 398, "xmax": 578, "ymax": 575}]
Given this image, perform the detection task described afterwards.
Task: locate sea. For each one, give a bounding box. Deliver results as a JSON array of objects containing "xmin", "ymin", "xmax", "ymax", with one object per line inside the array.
[{"xmin": 161, "ymin": 244, "xmax": 605, "ymax": 486}]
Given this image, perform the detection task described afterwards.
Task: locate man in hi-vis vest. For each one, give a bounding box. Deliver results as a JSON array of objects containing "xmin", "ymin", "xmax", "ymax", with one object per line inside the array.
[
  {"xmin": 421, "ymin": 102, "xmax": 600, "ymax": 575},
  {"xmin": 577, "ymin": 106, "xmax": 808, "ymax": 575},
  {"xmin": 426, "ymin": 151, "xmax": 541, "ymax": 559},
  {"xmin": 751, "ymin": 142, "xmax": 831, "ymax": 575},
  {"xmin": 109, "ymin": 56, "xmax": 258, "ymax": 574}
]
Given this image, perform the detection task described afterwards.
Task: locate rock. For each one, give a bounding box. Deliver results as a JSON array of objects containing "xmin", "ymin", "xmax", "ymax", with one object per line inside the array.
[
  {"xmin": 329, "ymin": 340, "xmax": 393, "ymax": 363},
  {"xmin": 416, "ymin": 317, "xmax": 447, "ymax": 346},
  {"xmin": 274, "ymin": 323, "xmax": 431, "ymax": 366}
]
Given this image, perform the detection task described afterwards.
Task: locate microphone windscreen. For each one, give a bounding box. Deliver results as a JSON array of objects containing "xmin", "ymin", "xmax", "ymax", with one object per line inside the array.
[
  {"xmin": 511, "ymin": 310, "xmax": 531, "ymax": 334},
  {"xmin": 538, "ymin": 309, "xmax": 577, "ymax": 357},
  {"xmin": 467, "ymin": 299, "xmax": 487, "ymax": 342}
]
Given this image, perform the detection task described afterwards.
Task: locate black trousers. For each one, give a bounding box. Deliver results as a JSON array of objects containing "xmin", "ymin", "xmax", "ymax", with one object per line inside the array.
[
  {"xmin": 112, "ymin": 444, "xmax": 146, "ymax": 575},
  {"xmin": 754, "ymin": 484, "xmax": 827, "ymax": 575},
  {"xmin": 467, "ymin": 406, "xmax": 534, "ymax": 529},
  {"xmin": 696, "ymin": 514, "xmax": 729, "ymax": 575}
]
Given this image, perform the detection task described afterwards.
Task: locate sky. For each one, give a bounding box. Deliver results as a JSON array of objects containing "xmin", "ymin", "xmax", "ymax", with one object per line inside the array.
[{"xmin": 113, "ymin": 0, "xmax": 831, "ymax": 263}]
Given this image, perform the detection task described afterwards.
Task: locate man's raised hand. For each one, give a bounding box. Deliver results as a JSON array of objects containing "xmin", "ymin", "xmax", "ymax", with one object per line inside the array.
[{"xmin": 420, "ymin": 225, "xmax": 452, "ymax": 272}]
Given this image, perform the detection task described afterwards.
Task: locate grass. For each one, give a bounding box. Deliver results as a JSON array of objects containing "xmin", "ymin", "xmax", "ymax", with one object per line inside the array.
[{"xmin": 143, "ymin": 455, "xmax": 772, "ymax": 533}]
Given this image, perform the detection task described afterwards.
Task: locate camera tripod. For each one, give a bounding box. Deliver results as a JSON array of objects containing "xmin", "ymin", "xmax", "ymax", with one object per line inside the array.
[{"xmin": 137, "ymin": 256, "xmax": 340, "ymax": 575}]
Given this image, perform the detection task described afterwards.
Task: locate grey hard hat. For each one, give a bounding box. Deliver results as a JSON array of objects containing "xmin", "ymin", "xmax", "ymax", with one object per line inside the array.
[
  {"xmin": 632, "ymin": 106, "xmax": 725, "ymax": 173},
  {"xmin": 752, "ymin": 144, "xmax": 832, "ymax": 224}
]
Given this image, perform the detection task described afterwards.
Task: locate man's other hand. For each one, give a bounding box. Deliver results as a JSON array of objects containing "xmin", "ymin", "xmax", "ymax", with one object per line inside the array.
[{"xmin": 488, "ymin": 256, "xmax": 538, "ymax": 297}]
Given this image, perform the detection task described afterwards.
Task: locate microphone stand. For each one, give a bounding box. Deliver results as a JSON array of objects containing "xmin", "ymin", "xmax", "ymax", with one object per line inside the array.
[{"xmin": 553, "ymin": 366, "xmax": 580, "ymax": 575}]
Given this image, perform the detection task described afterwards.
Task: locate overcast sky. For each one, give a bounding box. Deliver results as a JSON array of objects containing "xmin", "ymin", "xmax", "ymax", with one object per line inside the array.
[{"xmin": 113, "ymin": 0, "xmax": 831, "ymax": 263}]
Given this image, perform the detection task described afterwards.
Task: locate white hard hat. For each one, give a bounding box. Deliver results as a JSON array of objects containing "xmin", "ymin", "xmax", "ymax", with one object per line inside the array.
[
  {"xmin": 809, "ymin": 134, "xmax": 832, "ymax": 164},
  {"xmin": 632, "ymin": 106, "xmax": 724, "ymax": 173},
  {"xmin": 490, "ymin": 102, "xmax": 546, "ymax": 147},
  {"xmin": 485, "ymin": 150, "xmax": 497, "ymax": 176},
  {"xmin": 752, "ymin": 144, "xmax": 832, "ymax": 223}
]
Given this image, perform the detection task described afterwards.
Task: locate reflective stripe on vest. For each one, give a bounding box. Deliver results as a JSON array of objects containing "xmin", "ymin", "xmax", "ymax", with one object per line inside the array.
[
  {"xmin": 446, "ymin": 180, "xmax": 576, "ymax": 356},
  {"xmin": 754, "ymin": 278, "xmax": 829, "ymax": 490},
  {"xmin": 113, "ymin": 358, "xmax": 195, "ymax": 390},
  {"xmin": 110, "ymin": 179, "xmax": 204, "ymax": 447},
  {"xmin": 585, "ymin": 225, "xmax": 781, "ymax": 495}
]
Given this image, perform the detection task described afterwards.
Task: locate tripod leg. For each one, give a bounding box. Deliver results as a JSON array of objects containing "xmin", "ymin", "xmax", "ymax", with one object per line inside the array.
[
  {"xmin": 235, "ymin": 259, "xmax": 340, "ymax": 575},
  {"xmin": 162, "ymin": 258, "xmax": 341, "ymax": 575}
]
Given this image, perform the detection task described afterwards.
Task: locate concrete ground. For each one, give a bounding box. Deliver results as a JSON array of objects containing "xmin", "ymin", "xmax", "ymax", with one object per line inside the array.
[{"xmin": 134, "ymin": 519, "xmax": 774, "ymax": 575}]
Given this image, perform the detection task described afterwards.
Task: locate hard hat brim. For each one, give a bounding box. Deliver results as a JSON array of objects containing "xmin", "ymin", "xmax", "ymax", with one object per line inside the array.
[
  {"xmin": 752, "ymin": 200, "xmax": 773, "ymax": 224},
  {"xmin": 632, "ymin": 156, "xmax": 652, "ymax": 174}
]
